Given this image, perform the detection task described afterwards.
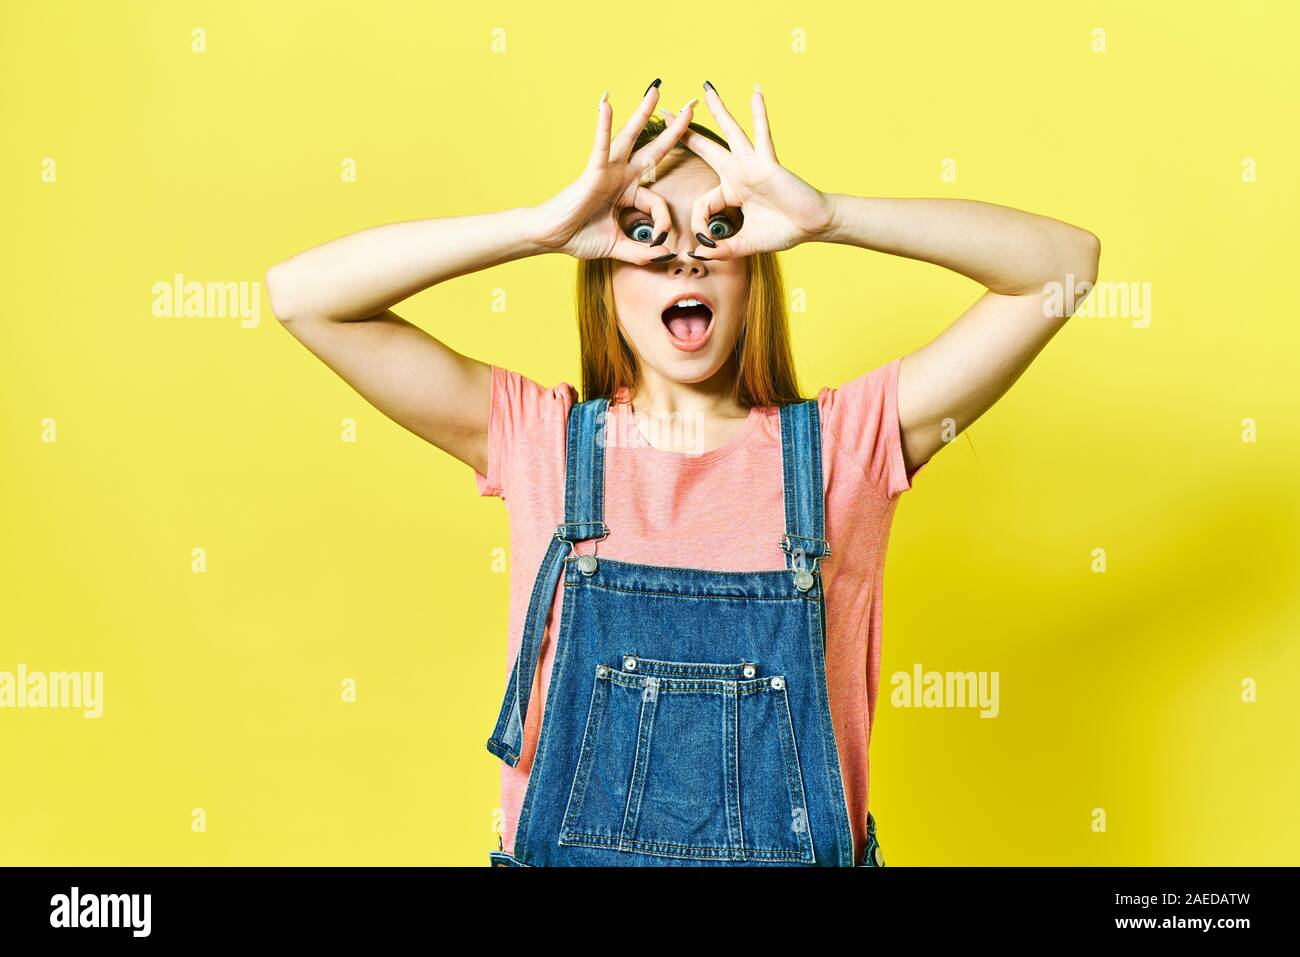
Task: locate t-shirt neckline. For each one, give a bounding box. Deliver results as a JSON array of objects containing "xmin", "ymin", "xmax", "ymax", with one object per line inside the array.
[{"xmin": 608, "ymin": 388, "xmax": 765, "ymax": 467}]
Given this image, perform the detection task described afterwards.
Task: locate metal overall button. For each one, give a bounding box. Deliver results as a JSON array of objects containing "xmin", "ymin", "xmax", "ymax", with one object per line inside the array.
[
  {"xmin": 595, "ymin": 664, "xmax": 609, "ymax": 678},
  {"xmin": 623, "ymin": 656, "xmax": 637, "ymax": 671},
  {"xmin": 770, "ymin": 676, "xmax": 785, "ymax": 690},
  {"xmin": 576, "ymin": 554, "xmax": 598, "ymax": 575},
  {"xmin": 742, "ymin": 662, "xmax": 756, "ymax": 678},
  {"xmin": 791, "ymin": 545, "xmax": 814, "ymax": 591}
]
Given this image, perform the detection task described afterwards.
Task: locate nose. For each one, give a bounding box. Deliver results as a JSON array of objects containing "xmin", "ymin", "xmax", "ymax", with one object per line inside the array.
[
  {"xmin": 649, "ymin": 217, "xmax": 710, "ymax": 268},
  {"xmin": 655, "ymin": 237, "xmax": 708, "ymax": 271}
]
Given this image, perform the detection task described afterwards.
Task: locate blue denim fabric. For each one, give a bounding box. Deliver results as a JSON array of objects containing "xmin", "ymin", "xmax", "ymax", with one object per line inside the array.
[
  {"xmin": 486, "ymin": 396, "xmax": 872, "ymax": 867},
  {"xmin": 491, "ymin": 812, "xmax": 888, "ymax": 867}
]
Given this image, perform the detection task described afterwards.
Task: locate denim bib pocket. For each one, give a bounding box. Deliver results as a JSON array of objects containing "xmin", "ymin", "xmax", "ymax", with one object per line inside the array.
[{"xmin": 558, "ymin": 654, "xmax": 814, "ymax": 863}]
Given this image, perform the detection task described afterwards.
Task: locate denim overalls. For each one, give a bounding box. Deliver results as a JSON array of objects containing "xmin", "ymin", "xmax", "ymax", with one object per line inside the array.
[{"xmin": 485, "ymin": 394, "xmax": 886, "ymax": 867}]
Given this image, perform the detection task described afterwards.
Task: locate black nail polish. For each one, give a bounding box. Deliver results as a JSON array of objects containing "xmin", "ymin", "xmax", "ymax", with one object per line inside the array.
[
  {"xmin": 650, "ymin": 251, "xmax": 676, "ymax": 262},
  {"xmin": 650, "ymin": 230, "xmax": 668, "ymax": 248},
  {"xmin": 695, "ymin": 231, "xmax": 717, "ymax": 248},
  {"xmin": 644, "ymin": 78, "xmax": 662, "ymax": 97},
  {"xmin": 687, "ymin": 252, "xmax": 712, "ymax": 261},
  {"xmin": 703, "ymin": 80, "xmax": 717, "ymax": 95}
]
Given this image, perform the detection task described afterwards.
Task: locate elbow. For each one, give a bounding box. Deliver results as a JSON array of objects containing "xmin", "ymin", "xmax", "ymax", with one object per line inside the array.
[
  {"xmin": 265, "ymin": 260, "xmax": 303, "ymax": 323},
  {"xmin": 1071, "ymin": 228, "xmax": 1101, "ymax": 287},
  {"xmin": 1040, "ymin": 227, "xmax": 1100, "ymax": 320}
]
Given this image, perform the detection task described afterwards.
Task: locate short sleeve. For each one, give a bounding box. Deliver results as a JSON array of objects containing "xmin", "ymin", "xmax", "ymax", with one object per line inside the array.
[
  {"xmin": 472, "ymin": 364, "xmax": 577, "ymax": 501},
  {"xmin": 817, "ymin": 356, "xmax": 923, "ymax": 500}
]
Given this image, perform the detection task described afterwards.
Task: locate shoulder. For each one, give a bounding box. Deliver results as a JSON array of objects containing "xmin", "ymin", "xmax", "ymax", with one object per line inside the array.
[
  {"xmin": 487, "ymin": 365, "xmax": 580, "ymax": 423},
  {"xmin": 473, "ymin": 365, "xmax": 580, "ymax": 499},
  {"xmin": 813, "ymin": 357, "xmax": 916, "ymax": 499},
  {"xmin": 814, "ymin": 357, "xmax": 901, "ymax": 420}
]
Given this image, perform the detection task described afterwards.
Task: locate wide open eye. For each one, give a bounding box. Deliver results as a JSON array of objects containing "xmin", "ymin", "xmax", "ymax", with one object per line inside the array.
[
  {"xmin": 627, "ymin": 220, "xmax": 656, "ymax": 243},
  {"xmin": 707, "ymin": 214, "xmax": 740, "ymax": 240}
]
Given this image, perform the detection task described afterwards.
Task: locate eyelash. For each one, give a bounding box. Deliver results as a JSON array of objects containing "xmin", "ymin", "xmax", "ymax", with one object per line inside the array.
[{"xmin": 628, "ymin": 216, "xmax": 736, "ymax": 243}]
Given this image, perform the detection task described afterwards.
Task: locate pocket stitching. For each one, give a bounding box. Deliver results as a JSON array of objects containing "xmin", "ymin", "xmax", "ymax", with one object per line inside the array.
[
  {"xmin": 559, "ymin": 658, "xmax": 814, "ymax": 863},
  {"xmin": 558, "ymin": 671, "xmax": 608, "ymax": 836}
]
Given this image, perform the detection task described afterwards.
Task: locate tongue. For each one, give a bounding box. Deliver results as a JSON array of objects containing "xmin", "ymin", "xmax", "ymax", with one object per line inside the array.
[{"xmin": 664, "ymin": 305, "xmax": 711, "ymax": 340}]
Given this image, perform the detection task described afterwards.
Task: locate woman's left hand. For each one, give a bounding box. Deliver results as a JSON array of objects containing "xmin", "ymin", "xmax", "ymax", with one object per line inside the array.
[{"xmin": 663, "ymin": 83, "xmax": 836, "ymax": 260}]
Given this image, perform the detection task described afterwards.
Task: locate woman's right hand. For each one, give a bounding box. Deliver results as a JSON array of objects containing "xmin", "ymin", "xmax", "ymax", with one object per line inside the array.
[{"xmin": 526, "ymin": 83, "xmax": 698, "ymax": 264}]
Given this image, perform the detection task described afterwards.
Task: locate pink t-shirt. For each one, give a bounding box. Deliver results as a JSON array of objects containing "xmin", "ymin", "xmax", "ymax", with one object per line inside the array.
[{"xmin": 473, "ymin": 357, "xmax": 920, "ymax": 862}]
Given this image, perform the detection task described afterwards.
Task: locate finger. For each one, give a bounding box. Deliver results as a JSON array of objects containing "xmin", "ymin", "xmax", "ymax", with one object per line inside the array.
[
  {"xmin": 626, "ymin": 185, "xmax": 674, "ymax": 252},
  {"xmin": 609, "ymin": 82, "xmax": 663, "ymax": 163},
  {"xmin": 750, "ymin": 83, "xmax": 777, "ymax": 162},
  {"xmin": 686, "ymin": 185, "xmax": 747, "ymax": 260},
  {"xmin": 587, "ymin": 90, "xmax": 612, "ymax": 171},
  {"xmin": 610, "ymin": 234, "xmax": 680, "ymax": 265},
  {"xmin": 689, "ymin": 233, "xmax": 747, "ymax": 261},
  {"xmin": 631, "ymin": 98, "xmax": 698, "ymax": 180},
  {"xmin": 688, "ymin": 184, "xmax": 730, "ymax": 254},
  {"xmin": 657, "ymin": 107, "xmax": 732, "ymax": 171},
  {"xmin": 701, "ymin": 81, "xmax": 753, "ymax": 154}
]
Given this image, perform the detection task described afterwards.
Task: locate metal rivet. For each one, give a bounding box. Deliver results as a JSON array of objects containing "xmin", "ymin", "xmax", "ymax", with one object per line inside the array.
[
  {"xmin": 793, "ymin": 569, "xmax": 814, "ymax": 591},
  {"xmin": 595, "ymin": 664, "xmax": 608, "ymax": 678},
  {"xmin": 742, "ymin": 664, "xmax": 756, "ymax": 678},
  {"xmin": 577, "ymin": 554, "xmax": 598, "ymax": 575},
  {"xmin": 770, "ymin": 676, "xmax": 785, "ymax": 690},
  {"xmin": 874, "ymin": 845, "xmax": 885, "ymax": 867},
  {"xmin": 623, "ymin": 656, "xmax": 637, "ymax": 671}
]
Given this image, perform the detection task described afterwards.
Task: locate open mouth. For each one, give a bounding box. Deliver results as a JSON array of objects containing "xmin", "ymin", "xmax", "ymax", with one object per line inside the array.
[{"xmin": 661, "ymin": 298, "xmax": 715, "ymax": 352}]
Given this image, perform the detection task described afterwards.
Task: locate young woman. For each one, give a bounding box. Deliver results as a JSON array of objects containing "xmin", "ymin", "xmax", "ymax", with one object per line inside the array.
[{"xmin": 266, "ymin": 79, "xmax": 1100, "ymax": 867}]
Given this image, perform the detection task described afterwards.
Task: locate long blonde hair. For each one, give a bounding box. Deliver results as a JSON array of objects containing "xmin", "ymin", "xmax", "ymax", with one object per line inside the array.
[{"xmin": 576, "ymin": 116, "xmax": 805, "ymax": 408}]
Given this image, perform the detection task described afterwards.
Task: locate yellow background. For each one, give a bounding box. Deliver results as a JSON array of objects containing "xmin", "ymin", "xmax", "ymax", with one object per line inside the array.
[{"xmin": 2, "ymin": 1, "xmax": 1296, "ymax": 865}]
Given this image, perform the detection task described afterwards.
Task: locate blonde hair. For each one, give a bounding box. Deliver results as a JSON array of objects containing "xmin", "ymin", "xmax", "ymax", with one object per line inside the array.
[{"xmin": 575, "ymin": 116, "xmax": 805, "ymax": 408}]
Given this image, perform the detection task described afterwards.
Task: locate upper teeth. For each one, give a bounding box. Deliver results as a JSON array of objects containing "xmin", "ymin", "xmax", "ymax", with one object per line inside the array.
[{"xmin": 673, "ymin": 298, "xmax": 703, "ymax": 308}]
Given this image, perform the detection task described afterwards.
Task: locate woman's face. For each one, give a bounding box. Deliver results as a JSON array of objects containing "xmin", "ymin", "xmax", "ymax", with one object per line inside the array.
[{"xmin": 610, "ymin": 152, "xmax": 749, "ymax": 388}]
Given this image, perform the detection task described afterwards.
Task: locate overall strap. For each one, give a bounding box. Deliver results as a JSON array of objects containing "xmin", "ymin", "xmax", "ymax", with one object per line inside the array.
[
  {"xmin": 778, "ymin": 399, "xmax": 830, "ymax": 589},
  {"xmin": 559, "ymin": 396, "xmax": 611, "ymax": 544},
  {"xmin": 485, "ymin": 395, "xmax": 609, "ymax": 768}
]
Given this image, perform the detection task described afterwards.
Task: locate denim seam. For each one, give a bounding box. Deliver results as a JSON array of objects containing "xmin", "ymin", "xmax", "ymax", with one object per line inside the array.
[
  {"xmin": 511, "ymin": 526, "xmax": 582, "ymax": 860},
  {"xmin": 563, "ymin": 555, "xmax": 809, "ymax": 579},
  {"xmin": 559, "ymin": 673, "xmax": 607, "ymax": 838},
  {"xmin": 614, "ymin": 655, "xmax": 759, "ymax": 678},
  {"xmin": 618, "ymin": 681, "xmax": 656, "ymax": 848},
  {"xmin": 724, "ymin": 684, "xmax": 742, "ymax": 854},
  {"xmin": 605, "ymin": 672, "xmax": 784, "ymax": 694},
  {"xmin": 807, "ymin": 591, "xmax": 854, "ymax": 867},
  {"xmin": 557, "ymin": 832, "xmax": 812, "ymax": 861},
  {"xmin": 565, "ymin": 581, "xmax": 813, "ymax": 603},
  {"xmin": 772, "ymin": 680, "xmax": 815, "ymax": 861},
  {"xmin": 485, "ymin": 737, "xmax": 520, "ymax": 764}
]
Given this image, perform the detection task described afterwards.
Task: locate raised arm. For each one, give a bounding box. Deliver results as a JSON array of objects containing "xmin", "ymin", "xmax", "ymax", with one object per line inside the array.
[
  {"xmin": 817, "ymin": 195, "xmax": 1101, "ymax": 474},
  {"xmin": 265, "ymin": 81, "xmax": 699, "ymax": 475},
  {"xmin": 265, "ymin": 208, "xmax": 546, "ymax": 476},
  {"xmin": 665, "ymin": 82, "xmax": 1100, "ymax": 478}
]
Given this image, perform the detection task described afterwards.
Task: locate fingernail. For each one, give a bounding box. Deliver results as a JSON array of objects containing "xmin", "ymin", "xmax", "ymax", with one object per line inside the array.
[
  {"xmin": 643, "ymin": 78, "xmax": 661, "ymax": 97},
  {"xmin": 703, "ymin": 80, "xmax": 717, "ymax": 95},
  {"xmin": 688, "ymin": 252, "xmax": 712, "ymax": 261},
  {"xmin": 680, "ymin": 97, "xmax": 698, "ymax": 113},
  {"xmin": 754, "ymin": 82, "xmax": 762, "ymax": 94},
  {"xmin": 651, "ymin": 251, "xmax": 676, "ymax": 262},
  {"xmin": 650, "ymin": 230, "xmax": 668, "ymax": 248},
  {"xmin": 695, "ymin": 231, "xmax": 717, "ymax": 248},
  {"xmin": 599, "ymin": 90, "xmax": 608, "ymax": 109},
  {"xmin": 658, "ymin": 107, "xmax": 676, "ymax": 119}
]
